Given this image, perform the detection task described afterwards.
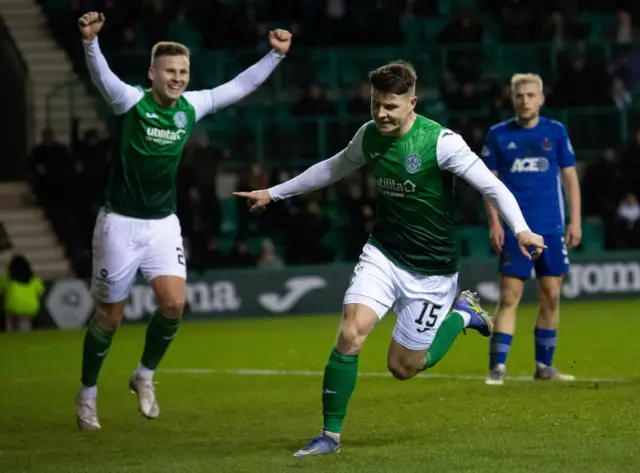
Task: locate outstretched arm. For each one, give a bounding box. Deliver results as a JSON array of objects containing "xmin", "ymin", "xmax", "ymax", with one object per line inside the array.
[
  {"xmin": 184, "ymin": 29, "xmax": 291, "ymax": 122},
  {"xmin": 79, "ymin": 12, "xmax": 142, "ymax": 115},
  {"xmin": 268, "ymin": 151, "xmax": 365, "ymax": 201},
  {"xmin": 436, "ymin": 130, "xmax": 529, "ymax": 236},
  {"xmin": 233, "ymin": 123, "xmax": 369, "ymax": 212},
  {"xmin": 83, "ymin": 38, "xmax": 143, "ymax": 115}
]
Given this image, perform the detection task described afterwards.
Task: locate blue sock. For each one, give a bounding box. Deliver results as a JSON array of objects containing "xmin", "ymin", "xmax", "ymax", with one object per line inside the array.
[
  {"xmin": 534, "ymin": 328, "xmax": 557, "ymax": 367},
  {"xmin": 489, "ymin": 332, "xmax": 513, "ymax": 369}
]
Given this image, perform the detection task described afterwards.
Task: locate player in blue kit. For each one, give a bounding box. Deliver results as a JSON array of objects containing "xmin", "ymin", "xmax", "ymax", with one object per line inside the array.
[{"xmin": 481, "ymin": 73, "xmax": 582, "ymax": 385}]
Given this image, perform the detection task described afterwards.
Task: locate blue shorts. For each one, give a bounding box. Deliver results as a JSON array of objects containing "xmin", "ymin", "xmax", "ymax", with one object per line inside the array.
[{"xmin": 498, "ymin": 232, "xmax": 569, "ymax": 279}]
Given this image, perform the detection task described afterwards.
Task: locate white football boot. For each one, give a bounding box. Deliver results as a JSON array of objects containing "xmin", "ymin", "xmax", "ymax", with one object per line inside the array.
[
  {"xmin": 129, "ymin": 372, "xmax": 160, "ymax": 419},
  {"xmin": 76, "ymin": 392, "xmax": 101, "ymax": 430}
]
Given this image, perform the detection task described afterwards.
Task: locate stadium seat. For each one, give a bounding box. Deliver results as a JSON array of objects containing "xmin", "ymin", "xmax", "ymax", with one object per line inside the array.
[
  {"xmin": 167, "ymin": 21, "xmax": 204, "ymax": 54},
  {"xmin": 220, "ymin": 199, "xmax": 238, "ymax": 235},
  {"xmin": 581, "ymin": 222, "xmax": 605, "ymax": 254},
  {"xmin": 460, "ymin": 226, "xmax": 492, "ymax": 258}
]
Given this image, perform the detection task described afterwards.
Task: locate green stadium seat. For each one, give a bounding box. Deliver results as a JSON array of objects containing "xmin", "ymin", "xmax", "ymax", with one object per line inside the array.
[
  {"xmin": 439, "ymin": 0, "xmax": 477, "ymax": 16},
  {"xmin": 247, "ymin": 236, "xmax": 264, "ymax": 254},
  {"xmin": 217, "ymin": 234, "xmax": 235, "ymax": 254},
  {"xmin": 460, "ymin": 226, "xmax": 491, "ymax": 258},
  {"xmin": 421, "ymin": 18, "xmax": 450, "ymax": 42},
  {"xmin": 220, "ymin": 199, "xmax": 238, "ymax": 235},
  {"xmin": 401, "ymin": 17, "xmax": 421, "ymax": 48},
  {"xmin": 167, "ymin": 21, "xmax": 204, "ymax": 54},
  {"xmin": 581, "ymin": 222, "xmax": 605, "ymax": 254}
]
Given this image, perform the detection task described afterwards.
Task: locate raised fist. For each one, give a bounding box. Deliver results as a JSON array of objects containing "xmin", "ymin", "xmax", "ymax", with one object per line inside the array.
[
  {"xmin": 268, "ymin": 29, "xmax": 292, "ymax": 55},
  {"xmin": 78, "ymin": 12, "xmax": 105, "ymax": 41}
]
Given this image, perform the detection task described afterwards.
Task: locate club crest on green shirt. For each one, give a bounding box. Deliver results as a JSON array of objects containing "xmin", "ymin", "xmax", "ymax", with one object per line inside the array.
[
  {"xmin": 403, "ymin": 154, "xmax": 421, "ymax": 174},
  {"xmin": 174, "ymin": 111, "xmax": 187, "ymax": 129}
]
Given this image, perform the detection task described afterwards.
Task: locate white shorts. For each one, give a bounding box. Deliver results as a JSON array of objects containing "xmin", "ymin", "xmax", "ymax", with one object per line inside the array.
[
  {"xmin": 91, "ymin": 208, "xmax": 186, "ymax": 303},
  {"xmin": 344, "ymin": 243, "xmax": 459, "ymax": 351}
]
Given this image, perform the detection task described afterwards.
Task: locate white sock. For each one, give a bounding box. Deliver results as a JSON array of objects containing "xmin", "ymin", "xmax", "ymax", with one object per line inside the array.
[
  {"xmin": 324, "ymin": 430, "xmax": 340, "ymax": 442},
  {"xmin": 456, "ymin": 310, "xmax": 471, "ymax": 328},
  {"xmin": 136, "ymin": 363, "xmax": 154, "ymax": 379},
  {"xmin": 81, "ymin": 384, "xmax": 97, "ymax": 398}
]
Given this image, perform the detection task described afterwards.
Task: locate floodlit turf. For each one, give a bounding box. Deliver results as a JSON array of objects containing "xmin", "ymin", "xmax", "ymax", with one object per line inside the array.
[{"xmin": 1, "ymin": 300, "xmax": 639, "ymax": 473}]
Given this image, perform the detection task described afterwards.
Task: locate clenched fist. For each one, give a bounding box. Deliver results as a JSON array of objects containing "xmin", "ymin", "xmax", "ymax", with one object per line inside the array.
[
  {"xmin": 268, "ymin": 29, "xmax": 292, "ymax": 55},
  {"xmin": 78, "ymin": 12, "xmax": 105, "ymax": 41}
]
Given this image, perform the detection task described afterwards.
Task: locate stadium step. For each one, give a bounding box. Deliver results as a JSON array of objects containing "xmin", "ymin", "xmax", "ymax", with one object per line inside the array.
[
  {"xmin": 0, "ymin": 182, "xmax": 31, "ymax": 209},
  {"xmin": 0, "ymin": 0, "xmax": 108, "ymax": 145},
  {"xmin": 9, "ymin": 234, "xmax": 60, "ymax": 250},
  {"xmin": 0, "ymin": 208, "xmax": 45, "ymax": 224},
  {"xmin": 0, "ymin": 181, "xmax": 74, "ymax": 279},
  {"xmin": 0, "ymin": 251, "xmax": 71, "ymax": 280},
  {"xmin": 4, "ymin": 220, "xmax": 53, "ymax": 238}
]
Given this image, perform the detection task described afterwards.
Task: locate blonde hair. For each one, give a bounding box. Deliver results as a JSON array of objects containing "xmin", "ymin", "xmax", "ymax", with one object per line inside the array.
[
  {"xmin": 511, "ymin": 73, "xmax": 543, "ymax": 93},
  {"xmin": 150, "ymin": 42, "xmax": 190, "ymax": 66}
]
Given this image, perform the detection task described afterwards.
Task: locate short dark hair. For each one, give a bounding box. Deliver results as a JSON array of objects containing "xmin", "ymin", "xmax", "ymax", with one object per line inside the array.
[
  {"xmin": 368, "ymin": 60, "xmax": 417, "ymax": 95},
  {"xmin": 151, "ymin": 41, "xmax": 190, "ymax": 64}
]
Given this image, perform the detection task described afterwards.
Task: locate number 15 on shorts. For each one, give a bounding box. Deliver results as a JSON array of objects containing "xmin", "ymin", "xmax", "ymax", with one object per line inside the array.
[{"xmin": 414, "ymin": 301, "xmax": 443, "ymax": 333}]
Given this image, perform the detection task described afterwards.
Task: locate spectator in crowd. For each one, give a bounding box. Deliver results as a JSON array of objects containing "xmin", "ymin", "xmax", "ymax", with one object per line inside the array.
[
  {"xmin": 228, "ymin": 239, "xmax": 258, "ymax": 267},
  {"xmin": 1, "ymin": 255, "xmax": 45, "ymax": 333},
  {"xmin": 32, "ymin": 0, "xmax": 640, "ymax": 274},
  {"xmin": 292, "ymin": 83, "xmax": 336, "ymax": 117},
  {"xmin": 612, "ymin": 192, "xmax": 640, "ymax": 248},
  {"xmin": 583, "ymin": 148, "xmax": 622, "ymax": 217},
  {"xmin": 606, "ymin": 9, "xmax": 640, "ymax": 44},
  {"xmin": 257, "ymin": 238, "xmax": 285, "ymax": 269}
]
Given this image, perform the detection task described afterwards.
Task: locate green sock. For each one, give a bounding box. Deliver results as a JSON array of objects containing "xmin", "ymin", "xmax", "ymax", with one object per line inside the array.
[
  {"xmin": 81, "ymin": 318, "xmax": 116, "ymax": 387},
  {"xmin": 425, "ymin": 311, "xmax": 465, "ymax": 369},
  {"xmin": 140, "ymin": 310, "xmax": 180, "ymax": 371},
  {"xmin": 322, "ymin": 348, "xmax": 359, "ymax": 434}
]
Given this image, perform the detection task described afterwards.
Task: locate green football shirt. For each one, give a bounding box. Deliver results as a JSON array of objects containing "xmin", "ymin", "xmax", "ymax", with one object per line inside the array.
[
  {"xmin": 344, "ymin": 116, "xmax": 480, "ymax": 275},
  {"xmin": 82, "ymin": 36, "xmax": 285, "ymax": 219},
  {"xmin": 105, "ymin": 90, "xmax": 196, "ymax": 219}
]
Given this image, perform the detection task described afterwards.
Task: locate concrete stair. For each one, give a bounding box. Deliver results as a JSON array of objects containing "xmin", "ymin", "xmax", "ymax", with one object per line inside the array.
[
  {"xmin": 0, "ymin": 182, "xmax": 73, "ymax": 280},
  {"xmin": 0, "ymin": 0, "xmax": 107, "ymax": 145}
]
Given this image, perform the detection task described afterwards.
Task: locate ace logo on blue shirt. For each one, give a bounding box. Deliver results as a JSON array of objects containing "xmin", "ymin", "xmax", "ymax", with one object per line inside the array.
[{"xmin": 481, "ymin": 116, "xmax": 576, "ymax": 236}]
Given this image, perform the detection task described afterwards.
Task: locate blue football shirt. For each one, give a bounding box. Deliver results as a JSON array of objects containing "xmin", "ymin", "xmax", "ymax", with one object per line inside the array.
[{"xmin": 481, "ymin": 116, "xmax": 576, "ymax": 236}]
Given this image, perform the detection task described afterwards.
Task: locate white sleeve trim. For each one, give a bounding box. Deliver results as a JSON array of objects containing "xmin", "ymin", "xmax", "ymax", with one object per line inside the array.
[
  {"xmin": 183, "ymin": 49, "xmax": 285, "ymax": 122},
  {"xmin": 82, "ymin": 38, "xmax": 143, "ymax": 115},
  {"xmin": 436, "ymin": 129, "xmax": 478, "ymax": 176}
]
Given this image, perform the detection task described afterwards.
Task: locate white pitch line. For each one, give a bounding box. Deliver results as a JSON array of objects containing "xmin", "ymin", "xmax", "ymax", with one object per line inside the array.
[{"xmin": 158, "ymin": 368, "xmax": 633, "ymax": 384}]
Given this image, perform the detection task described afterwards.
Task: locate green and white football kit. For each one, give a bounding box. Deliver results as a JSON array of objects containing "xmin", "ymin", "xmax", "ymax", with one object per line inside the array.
[
  {"xmin": 269, "ymin": 116, "xmax": 530, "ymax": 350},
  {"xmin": 83, "ymin": 37, "xmax": 284, "ymax": 302}
]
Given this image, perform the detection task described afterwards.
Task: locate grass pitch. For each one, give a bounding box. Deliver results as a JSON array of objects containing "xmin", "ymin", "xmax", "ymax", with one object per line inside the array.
[{"xmin": 1, "ymin": 300, "xmax": 639, "ymax": 472}]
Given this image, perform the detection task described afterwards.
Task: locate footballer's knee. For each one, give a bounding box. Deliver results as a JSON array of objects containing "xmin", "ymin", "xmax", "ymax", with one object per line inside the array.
[
  {"xmin": 387, "ymin": 359, "xmax": 420, "ymax": 381},
  {"xmin": 94, "ymin": 300, "xmax": 127, "ymax": 331},
  {"xmin": 152, "ymin": 276, "xmax": 186, "ymax": 319},
  {"xmin": 497, "ymin": 275, "xmax": 524, "ymax": 312},
  {"xmin": 537, "ymin": 277, "xmax": 562, "ymax": 319},
  {"xmin": 387, "ymin": 340, "xmax": 424, "ymax": 380},
  {"xmin": 157, "ymin": 295, "xmax": 186, "ymax": 319},
  {"xmin": 336, "ymin": 303, "xmax": 377, "ymax": 355}
]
